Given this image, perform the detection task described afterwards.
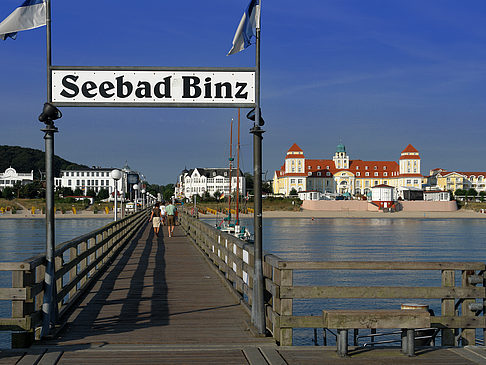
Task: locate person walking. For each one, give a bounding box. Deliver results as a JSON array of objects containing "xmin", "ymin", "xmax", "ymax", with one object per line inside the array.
[
  {"xmin": 165, "ymin": 201, "xmax": 177, "ymax": 237},
  {"xmin": 149, "ymin": 202, "xmax": 163, "ymax": 237},
  {"xmin": 160, "ymin": 201, "xmax": 167, "ymax": 225}
]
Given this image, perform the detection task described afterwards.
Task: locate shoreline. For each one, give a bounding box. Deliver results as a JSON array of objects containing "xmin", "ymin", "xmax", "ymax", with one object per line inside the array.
[
  {"xmin": 2, "ymin": 209, "xmax": 486, "ymax": 220},
  {"xmin": 201, "ymin": 209, "xmax": 486, "ymax": 219}
]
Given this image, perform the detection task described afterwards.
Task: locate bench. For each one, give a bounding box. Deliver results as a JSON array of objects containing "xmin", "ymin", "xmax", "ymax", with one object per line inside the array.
[{"xmin": 322, "ymin": 309, "xmax": 431, "ymax": 357}]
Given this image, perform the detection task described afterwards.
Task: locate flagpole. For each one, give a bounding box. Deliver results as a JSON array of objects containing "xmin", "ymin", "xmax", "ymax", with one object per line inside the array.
[
  {"xmin": 250, "ymin": 0, "xmax": 265, "ymax": 335},
  {"xmin": 41, "ymin": 0, "xmax": 59, "ymax": 338}
]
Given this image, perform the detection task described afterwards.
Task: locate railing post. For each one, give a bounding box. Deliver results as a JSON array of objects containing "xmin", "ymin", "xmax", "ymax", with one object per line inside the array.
[
  {"xmin": 69, "ymin": 246, "xmax": 78, "ymax": 301},
  {"xmin": 461, "ymin": 270, "xmax": 476, "ymax": 345},
  {"xmin": 441, "ymin": 269, "xmax": 456, "ymax": 346},
  {"xmin": 55, "ymin": 255, "xmax": 63, "ymax": 310},
  {"xmin": 11, "ymin": 269, "xmax": 34, "ymax": 348},
  {"xmin": 79, "ymin": 240, "xmax": 88, "ymax": 288},
  {"xmin": 274, "ymin": 267, "xmax": 292, "ymax": 345}
]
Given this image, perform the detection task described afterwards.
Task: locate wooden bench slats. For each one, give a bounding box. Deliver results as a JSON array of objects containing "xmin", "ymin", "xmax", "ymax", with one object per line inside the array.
[{"xmin": 323, "ymin": 309, "xmax": 431, "ymax": 329}]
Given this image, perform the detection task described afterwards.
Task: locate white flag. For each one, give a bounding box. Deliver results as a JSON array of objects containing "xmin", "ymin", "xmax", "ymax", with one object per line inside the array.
[
  {"xmin": 0, "ymin": 0, "xmax": 46, "ymax": 40},
  {"xmin": 227, "ymin": 0, "xmax": 260, "ymax": 56}
]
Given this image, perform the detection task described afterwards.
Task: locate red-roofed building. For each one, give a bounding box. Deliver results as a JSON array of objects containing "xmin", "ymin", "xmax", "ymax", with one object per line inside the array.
[{"xmin": 273, "ymin": 143, "xmax": 423, "ymax": 196}]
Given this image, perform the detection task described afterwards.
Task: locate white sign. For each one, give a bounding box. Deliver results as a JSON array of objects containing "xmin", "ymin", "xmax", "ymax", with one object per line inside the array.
[{"xmin": 51, "ymin": 68, "xmax": 255, "ymax": 107}]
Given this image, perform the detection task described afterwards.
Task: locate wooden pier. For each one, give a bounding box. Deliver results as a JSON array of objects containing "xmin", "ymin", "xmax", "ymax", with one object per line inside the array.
[{"xmin": 1, "ymin": 211, "xmax": 486, "ymax": 363}]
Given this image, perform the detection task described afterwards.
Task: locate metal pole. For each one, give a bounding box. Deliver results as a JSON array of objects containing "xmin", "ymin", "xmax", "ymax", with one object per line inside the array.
[
  {"xmin": 41, "ymin": 0, "xmax": 58, "ymax": 338},
  {"xmin": 114, "ymin": 180, "xmax": 118, "ymax": 221},
  {"xmin": 251, "ymin": 6, "xmax": 265, "ymax": 334}
]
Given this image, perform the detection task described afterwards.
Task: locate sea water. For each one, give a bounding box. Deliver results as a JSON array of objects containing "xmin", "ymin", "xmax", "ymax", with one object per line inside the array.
[
  {"xmin": 0, "ymin": 218, "xmax": 112, "ymax": 348},
  {"xmin": 261, "ymin": 218, "xmax": 486, "ymax": 345}
]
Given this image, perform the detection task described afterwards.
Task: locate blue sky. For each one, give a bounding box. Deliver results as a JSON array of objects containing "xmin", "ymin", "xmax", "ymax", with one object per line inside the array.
[{"xmin": 1, "ymin": 0, "xmax": 485, "ymax": 184}]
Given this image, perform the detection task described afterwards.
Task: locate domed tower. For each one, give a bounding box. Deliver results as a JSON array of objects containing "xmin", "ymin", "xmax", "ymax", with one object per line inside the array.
[{"xmin": 333, "ymin": 142, "xmax": 349, "ymax": 169}]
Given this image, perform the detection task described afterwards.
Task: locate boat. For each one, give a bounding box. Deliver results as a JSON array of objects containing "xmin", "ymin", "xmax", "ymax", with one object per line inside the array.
[{"xmin": 216, "ymin": 110, "xmax": 253, "ymax": 242}]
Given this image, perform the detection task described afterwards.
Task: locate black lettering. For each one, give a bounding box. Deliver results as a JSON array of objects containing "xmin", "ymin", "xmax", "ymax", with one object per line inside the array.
[
  {"xmin": 235, "ymin": 82, "xmax": 248, "ymax": 99},
  {"xmin": 215, "ymin": 82, "xmax": 232, "ymax": 98},
  {"xmin": 99, "ymin": 81, "xmax": 115, "ymax": 98},
  {"xmin": 204, "ymin": 77, "xmax": 212, "ymax": 98},
  {"xmin": 182, "ymin": 76, "xmax": 201, "ymax": 98},
  {"xmin": 154, "ymin": 76, "xmax": 172, "ymax": 98},
  {"xmin": 135, "ymin": 81, "xmax": 152, "ymax": 98},
  {"xmin": 116, "ymin": 76, "xmax": 133, "ymax": 98},
  {"xmin": 60, "ymin": 75, "xmax": 79, "ymax": 98},
  {"xmin": 81, "ymin": 81, "xmax": 97, "ymax": 98}
]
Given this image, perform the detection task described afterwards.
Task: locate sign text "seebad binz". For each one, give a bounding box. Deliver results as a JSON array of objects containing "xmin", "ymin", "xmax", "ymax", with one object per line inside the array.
[{"xmin": 51, "ymin": 69, "xmax": 256, "ymax": 108}]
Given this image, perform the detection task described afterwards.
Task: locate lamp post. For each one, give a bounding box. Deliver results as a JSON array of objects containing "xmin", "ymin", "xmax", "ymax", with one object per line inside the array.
[
  {"xmin": 111, "ymin": 169, "xmax": 121, "ymax": 221},
  {"xmin": 141, "ymin": 189, "xmax": 146, "ymax": 209},
  {"xmin": 133, "ymin": 184, "xmax": 139, "ymax": 212}
]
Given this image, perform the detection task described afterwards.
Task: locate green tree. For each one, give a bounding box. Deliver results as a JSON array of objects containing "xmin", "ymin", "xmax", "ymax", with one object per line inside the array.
[
  {"xmin": 162, "ymin": 184, "xmax": 174, "ymax": 202},
  {"xmin": 467, "ymin": 188, "xmax": 478, "ymax": 196},
  {"xmin": 86, "ymin": 189, "xmax": 96, "ymax": 198},
  {"xmin": 21, "ymin": 181, "xmax": 44, "ymax": 199},
  {"xmin": 244, "ymin": 172, "xmax": 254, "ymax": 194},
  {"xmin": 12, "ymin": 181, "xmax": 22, "ymax": 198},
  {"xmin": 56, "ymin": 186, "xmax": 73, "ymax": 198},
  {"xmin": 289, "ymin": 188, "xmax": 298, "ymax": 196},
  {"xmin": 73, "ymin": 188, "xmax": 83, "ymax": 196},
  {"xmin": 213, "ymin": 190, "xmax": 222, "ymax": 200},
  {"xmin": 262, "ymin": 181, "xmax": 272, "ymax": 194},
  {"xmin": 2, "ymin": 187, "xmax": 14, "ymax": 200},
  {"xmin": 97, "ymin": 188, "xmax": 109, "ymax": 201}
]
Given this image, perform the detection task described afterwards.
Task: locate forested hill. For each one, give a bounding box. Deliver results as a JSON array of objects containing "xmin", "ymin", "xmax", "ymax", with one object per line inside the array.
[{"xmin": 0, "ymin": 145, "xmax": 88, "ymax": 178}]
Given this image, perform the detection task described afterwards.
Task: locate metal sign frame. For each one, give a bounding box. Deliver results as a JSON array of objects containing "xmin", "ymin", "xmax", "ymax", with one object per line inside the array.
[{"xmin": 50, "ymin": 66, "xmax": 256, "ymax": 108}]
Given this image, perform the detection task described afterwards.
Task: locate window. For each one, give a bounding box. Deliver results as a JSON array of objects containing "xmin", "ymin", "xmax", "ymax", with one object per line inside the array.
[
  {"xmin": 96, "ymin": 172, "xmax": 99, "ymax": 177},
  {"xmin": 326, "ymin": 166, "xmax": 330, "ymax": 169},
  {"xmin": 308, "ymin": 166, "xmax": 311, "ymax": 170},
  {"xmin": 374, "ymin": 181, "xmax": 378, "ymax": 186},
  {"xmin": 101, "ymin": 180, "xmax": 104, "ymax": 186},
  {"xmin": 365, "ymin": 181, "xmax": 370, "ymax": 187},
  {"xmin": 106, "ymin": 180, "xmax": 109, "ymax": 185},
  {"xmin": 77, "ymin": 172, "xmax": 80, "ymax": 176},
  {"xmin": 374, "ymin": 166, "xmax": 377, "ymax": 170},
  {"xmin": 326, "ymin": 172, "xmax": 331, "ymax": 176},
  {"xmin": 290, "ymin": 179, "xmax": 295, "ymax": 183},
  {"xmin": 374, "ymin": 172, "xmax": 378, "ymax": 176},
  {"xmin": 356, "ymin": 166, "xmax": 359, "ymax": 170},
  {"xmin": 317, "ymin": 166, "xmax": 321, "ymax": 170},
  {"xmin": 76, "ymin": 180, "xmax": 80, "ymax": 185},
  {"xmin": 308, "ymin": 172, "xmax": 312, "ymax": 176},
  {"xmin": 68, "ymin": 180, "xmax": 71, "ymax": 186},
  {"xmin": 356, "ymin": 172, "xmax": 360, "ymax": 176},
  {"xmin": 81, "ymin": 172, "xmax": 84, "ymax": 177},
  {"xmin": 292, "ymin": 168, "xmax": 295, "ymax": 172},
  {"xmin": 384, "ymin": 181, "xmax": 387, "ymax": 185},
  {"xmin": 365, "ymin": 172, "xmax": 369, "ymax": 176},
  {"xmin": 317, "ymin": 172, "xmax": 321, "ymax": 176},
  {"xmin": 413, "ymin": 180, "xmax": 419, "ymax": 184},
  {"xmin": 81, "ymin": 180, "xmax": 85, "ymax": 185},
  {"xmin": 384, "ymin": 172, "xmax": 388, "ymax": 177},
  {"xmin": 365, "ymin": 166, "xmax": 368, "ymax": 170},
  {"xmin": 298, "ymin": 179, "xmax": 303, "ymax": 184},
  {"xmin": 407, "ymin": 180, "xmax": 411, "ymax": 184},
  {"xmin": 383, "ymin": 166, "xmax": 387, "ymax": 170}
]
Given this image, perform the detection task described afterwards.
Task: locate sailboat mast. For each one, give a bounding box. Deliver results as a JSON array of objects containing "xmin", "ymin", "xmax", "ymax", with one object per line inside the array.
[
  {"xmin": 236, "ymin": 109, "xmax": 240, "ymax": 225},
  {"xmin": 228, "ymin": 119, "xmax": 233, "ymax": 219}
]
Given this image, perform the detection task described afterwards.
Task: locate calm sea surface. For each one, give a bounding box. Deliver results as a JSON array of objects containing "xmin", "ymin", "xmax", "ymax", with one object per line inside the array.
[{"xmin": 0, "ymin": 217, "xmax": 485, "ymax": 347}]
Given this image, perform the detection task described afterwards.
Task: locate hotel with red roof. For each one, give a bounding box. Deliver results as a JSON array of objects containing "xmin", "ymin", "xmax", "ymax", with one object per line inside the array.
[{"xmin": 272, "ymin": 143, "xmax": 423, "ymax": 196}]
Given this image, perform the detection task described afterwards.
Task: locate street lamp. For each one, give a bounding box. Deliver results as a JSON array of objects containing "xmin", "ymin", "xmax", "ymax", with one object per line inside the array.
[
  {"xmin": 133, "ymin": 184, "xmax": 139, "ymax": 212},
  {"xmin": 111, "ymin": 169, "xmax": 122, "ymax": 221},
  {"xmin": 141, "ymin": 189, "xmax": 146, "ymax": 209}
]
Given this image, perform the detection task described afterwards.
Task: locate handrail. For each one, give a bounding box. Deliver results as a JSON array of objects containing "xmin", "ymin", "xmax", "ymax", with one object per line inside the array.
[
  {"xmin": 0, "ymin": 209, "xmax": 149, "ymax": 348},
  {"xmin": 180, "ymin": 211, "xmax": 486, "ymax": 348}
]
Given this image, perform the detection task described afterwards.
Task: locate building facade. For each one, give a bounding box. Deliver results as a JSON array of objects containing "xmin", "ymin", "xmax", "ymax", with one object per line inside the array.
[
  {"xmin": 54, "ymin": 164, "xmax": 141, "ymax": 199},
  {"xmin": 428, "ymin": 169, "xmax": 486, "ymax": 193},
  {"xmin": 273, "ymin": 143, "xmax": 423, "ymax": 197},
  {"xmin": 0, "ymin": 167, "xmax": 34, "ymax": 190},
  {"xmin": 175, "ymin": 168, "xmax": 246, "ymax": 200}
]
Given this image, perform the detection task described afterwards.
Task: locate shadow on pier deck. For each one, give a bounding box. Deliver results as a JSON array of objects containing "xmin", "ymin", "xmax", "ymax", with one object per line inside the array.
[{"xmin": 0, "ymin": 222, "xmax": 484, "ymax": 364}]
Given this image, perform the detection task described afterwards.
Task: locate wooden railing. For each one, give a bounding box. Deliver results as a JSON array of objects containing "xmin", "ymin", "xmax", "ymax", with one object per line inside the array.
[
  {"xmin": 0, "ymin": 210, "xmax": 148, "ymax": 347},
  {"xmin": 180, "ymin": 212, "xmax": 486, "ymax": 347}
]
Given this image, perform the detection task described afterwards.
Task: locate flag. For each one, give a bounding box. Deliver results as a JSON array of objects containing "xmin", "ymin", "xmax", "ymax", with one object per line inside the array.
[
  {"xmin": 219, "ymin": 193, "xmax": 225, "ymax": 200},
  {"xmin": 0, "ymin": 0, "xmax": 46, "ymax": 41},
  {"xmin": 227, "ymin": 0, "xmax": 260, "ymax": 55}
]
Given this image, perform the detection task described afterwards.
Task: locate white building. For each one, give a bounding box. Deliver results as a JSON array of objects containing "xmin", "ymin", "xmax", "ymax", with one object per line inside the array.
[
  {"xmin": 175, "ymin": 168, "xmax": 246, "ymax": 201},
  {"xmin": 54, "ymin": 164, "xmax": 141, "ymax": 199},
  {"xmin": 0, "ymin": 167, "xmax": 34, "ymax": 190}
]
